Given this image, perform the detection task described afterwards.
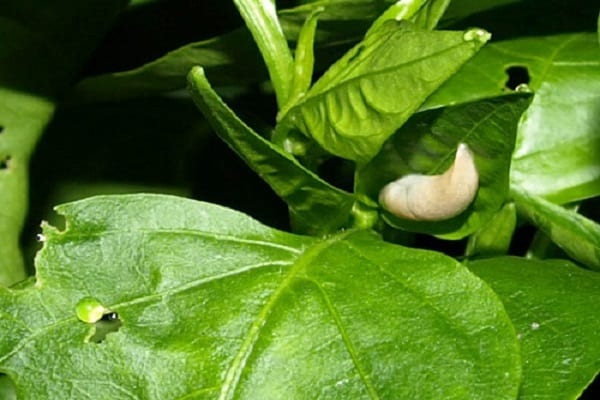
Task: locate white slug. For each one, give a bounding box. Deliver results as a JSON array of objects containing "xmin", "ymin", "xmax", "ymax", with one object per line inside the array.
[{"xmin": 379, "ymin": 143, "xmax": 479, "ymax": 221}]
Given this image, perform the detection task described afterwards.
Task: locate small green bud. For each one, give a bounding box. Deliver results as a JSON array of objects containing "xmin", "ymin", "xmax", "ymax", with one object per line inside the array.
[{"xmin": 76, "ymin": 297, "xmax": 108, "ymax": 323}]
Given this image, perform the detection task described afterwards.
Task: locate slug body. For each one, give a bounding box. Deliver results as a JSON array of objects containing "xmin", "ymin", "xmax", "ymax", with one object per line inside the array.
[{"xmin": 379, "ymin": 143, "xmax": 479, "ymax": 221}]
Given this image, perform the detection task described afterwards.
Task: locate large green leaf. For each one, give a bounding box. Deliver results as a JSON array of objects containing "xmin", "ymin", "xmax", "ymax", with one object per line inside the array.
[
  {"xmin": 469, "ymin": 257, "xmax": 600, "ymax": 400},
  {"xmin": 511, "ymin": 186, "xmax": 600, "ymax": 271},
  {"xmin": 356, "ymin": 95, "xmax": 530, "ymax": 239},
  {"xmin": 0, "ymin": 0, "xmax": 126, "ymax": 285},
  {"xmin": 0, "ymin": 194, "xmax": 520, "ymax": 398},
  {"xmin": 511, "ymin": 34, "xmax": 600, "ymax": 204},
  {"xmin": 188, "ymin": 67, "xmax": 355, "ymax": 236},
  {"xmin": 278, "ymin": 20, "xmax": 489, "ymax": 162},
  {"xmin": 423, "ymin": 34, "xmax": 600, "ymax": 204}
]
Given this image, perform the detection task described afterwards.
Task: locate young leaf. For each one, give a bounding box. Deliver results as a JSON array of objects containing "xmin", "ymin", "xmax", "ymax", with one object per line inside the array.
[
  {"xmin": 511, "ymin": 186, "xmax": 600, "ymax": 270},
  {"xmin": 0, "ymin": 0, "xmax": 126, "ymax": 285},
  {"xmin": 469, "ymin": 257, "xmax": 600, "ymax": 400},
  {"xmin": 356, "ymin": 95, "xmax": 530, "ymax": 239},
  {"xmin": 278, "ymin": 20, "xmax": 490, "ymax": 162},
  {"xmin": 411, "ymin": 0, "xmax": 452, "ymax": 30},
  {"xmin": 424, "ymin": 34, "xmax": 600, "ymax": 205},
  {"xmin": 281, "ymin": 7, "xmax": 323, "ymax": 116},
  {"xmin": 366, "ymin": 0, "xmax": 450, "ymax": 33},
  {"xmin": 0, "ymin": 194, "xmax": 520, "ymax": 399},
  {"xmin": 233, "ymin": 0, "xmax": 294, "ymax": 108},
  {"xmin": 366, "ymin": 0, "xmax": 428, "ymax": 34},
  {"xmin": 188, "ymin": 67, "xmax": 355, "ymax": 235}
]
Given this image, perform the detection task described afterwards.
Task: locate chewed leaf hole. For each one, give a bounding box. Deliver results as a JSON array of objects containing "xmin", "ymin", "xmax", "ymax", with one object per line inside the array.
[
  {"xmin": 505, "ymin": 65, "xmax": 530, "ymax": 90},
  {"xmin": 77, "ymin": 297, "xmax": 122, "ymax": 343},
  {"xmin": 0, "ymin": 372, "xmax": 17, "ymax": 398},
  {"xmin": 87, "ymin": 312, "xmax": 122, "ymax": 344},
  {"xmin": 0, "ymin": 125, "xmax": 4, "ymax": 134},
  {"xmin": 0, "ymin": 155, "xmax": 11, "ymax": 170}
]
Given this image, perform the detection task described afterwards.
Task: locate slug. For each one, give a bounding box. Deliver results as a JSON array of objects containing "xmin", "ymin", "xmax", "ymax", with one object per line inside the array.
[{"xmin": 379, "ymin": 143, "xmax": 479, "ymax": 221}]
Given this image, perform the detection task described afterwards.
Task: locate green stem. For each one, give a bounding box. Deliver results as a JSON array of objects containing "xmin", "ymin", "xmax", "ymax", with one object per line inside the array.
[{"xmin": 233, "ymin": 0, "xmax": 295, "ymax": 108}]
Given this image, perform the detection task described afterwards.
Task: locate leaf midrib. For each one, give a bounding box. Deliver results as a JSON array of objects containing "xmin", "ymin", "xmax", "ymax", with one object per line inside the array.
[
  {"xmin": 58, "ymin": 228, "xmax": 302, "ymax": 255},
  {"xmin": 217, "ymin": 229, "xmax": 359, "ymax": 400},
  {"xmin": 289, "ymin": 41, "xmax": 468, "ymax": 116}
]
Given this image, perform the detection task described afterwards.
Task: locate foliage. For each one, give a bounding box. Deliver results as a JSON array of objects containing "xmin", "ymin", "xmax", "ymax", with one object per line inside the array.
[{"xmin": 0, "ymin": 0, "xmax": 599, "ymax": 398}]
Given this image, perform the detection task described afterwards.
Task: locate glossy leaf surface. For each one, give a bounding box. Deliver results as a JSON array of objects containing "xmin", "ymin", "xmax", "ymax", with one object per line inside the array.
[
  {"xmin": 0, "ymin": 195, "xmax": 520, "ymax": 399},
  {"xmin": 470, "ymin": 257, "xmax": 600, "ymax": 400},
  {"xmin": 279, "ymin": 21, "xmax": 489, "ymax": 162}
]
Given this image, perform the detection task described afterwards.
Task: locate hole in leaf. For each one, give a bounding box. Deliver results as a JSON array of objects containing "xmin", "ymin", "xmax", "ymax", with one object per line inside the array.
[
  {"xmin": 0, "ymin": 155, "xmax": 10, "ymax": 170},
  {"xmin": 0, "ymin": 373, "xmax": 17, "ymax": 399},
  {"xmin": 87, "ymin": 312, "xmax": 122, "ymax": 343},
  {"xmin": 505, "ymin": 65, "xmax": 530, "ymax": 90},
  {"xmin": 0, "ymin": 126, "xmax": 4, "ymax": 134}
]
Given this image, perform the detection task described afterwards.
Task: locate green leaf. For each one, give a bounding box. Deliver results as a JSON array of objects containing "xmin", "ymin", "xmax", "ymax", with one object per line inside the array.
[
  {"xmin": 469, "ymin": 257, "xmax": 600, "ymax": 400},
  {"xmin": 411, "ymin": 0, "xmax": 452, "ymax": 30},
  {"xmin": 511, "ymin": 186, "xmax": 600, "ymax": 270},
  {"xmin": 71, "ymin": 28, "xmax": 268, "ymax": 103},
  {"xmin": 366, "ymin": 0, "xmax": 450, "ymax": 33},
  {"xmin": 524, "ymin": 203, "xmax": 580, "ymax": 261},
  {"xmin": 423, "ymin": 34, "xmax": 600, "ymax": 204},
  {"xmin": 279, "ymin": 21, "xmax": 490, "ymax": 162},
  {"xmin": 188, "ymin": 67, "xmax": 354, "ymax": 235},
  {"xmin": 511, "ymin": 34, "xmax": 600, "ymax": 204},
  {"xmin": 281, "ymin": 7, "xmax": 323, "ymax": 116},
  {"xmin": 466, "ymin": 202, "xmax": 517, "ymax": 257},
  {"xmin": 0, "ymin": 0, "xmax": 126, "ymax": 285},
  {"xmin": 0, "ymin": 194, "xmax": 520, "ymax": 398},
  {"xmin": 356, "ymin": 95, "xmax": 530, "ymax": 239},
  {"xmin": 366, "ymin": 0, "xmax": 428, "ymax": 34},
  {"xmin": 233, "ymin": 0, "xmax": 294, "ymax": 108}
]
